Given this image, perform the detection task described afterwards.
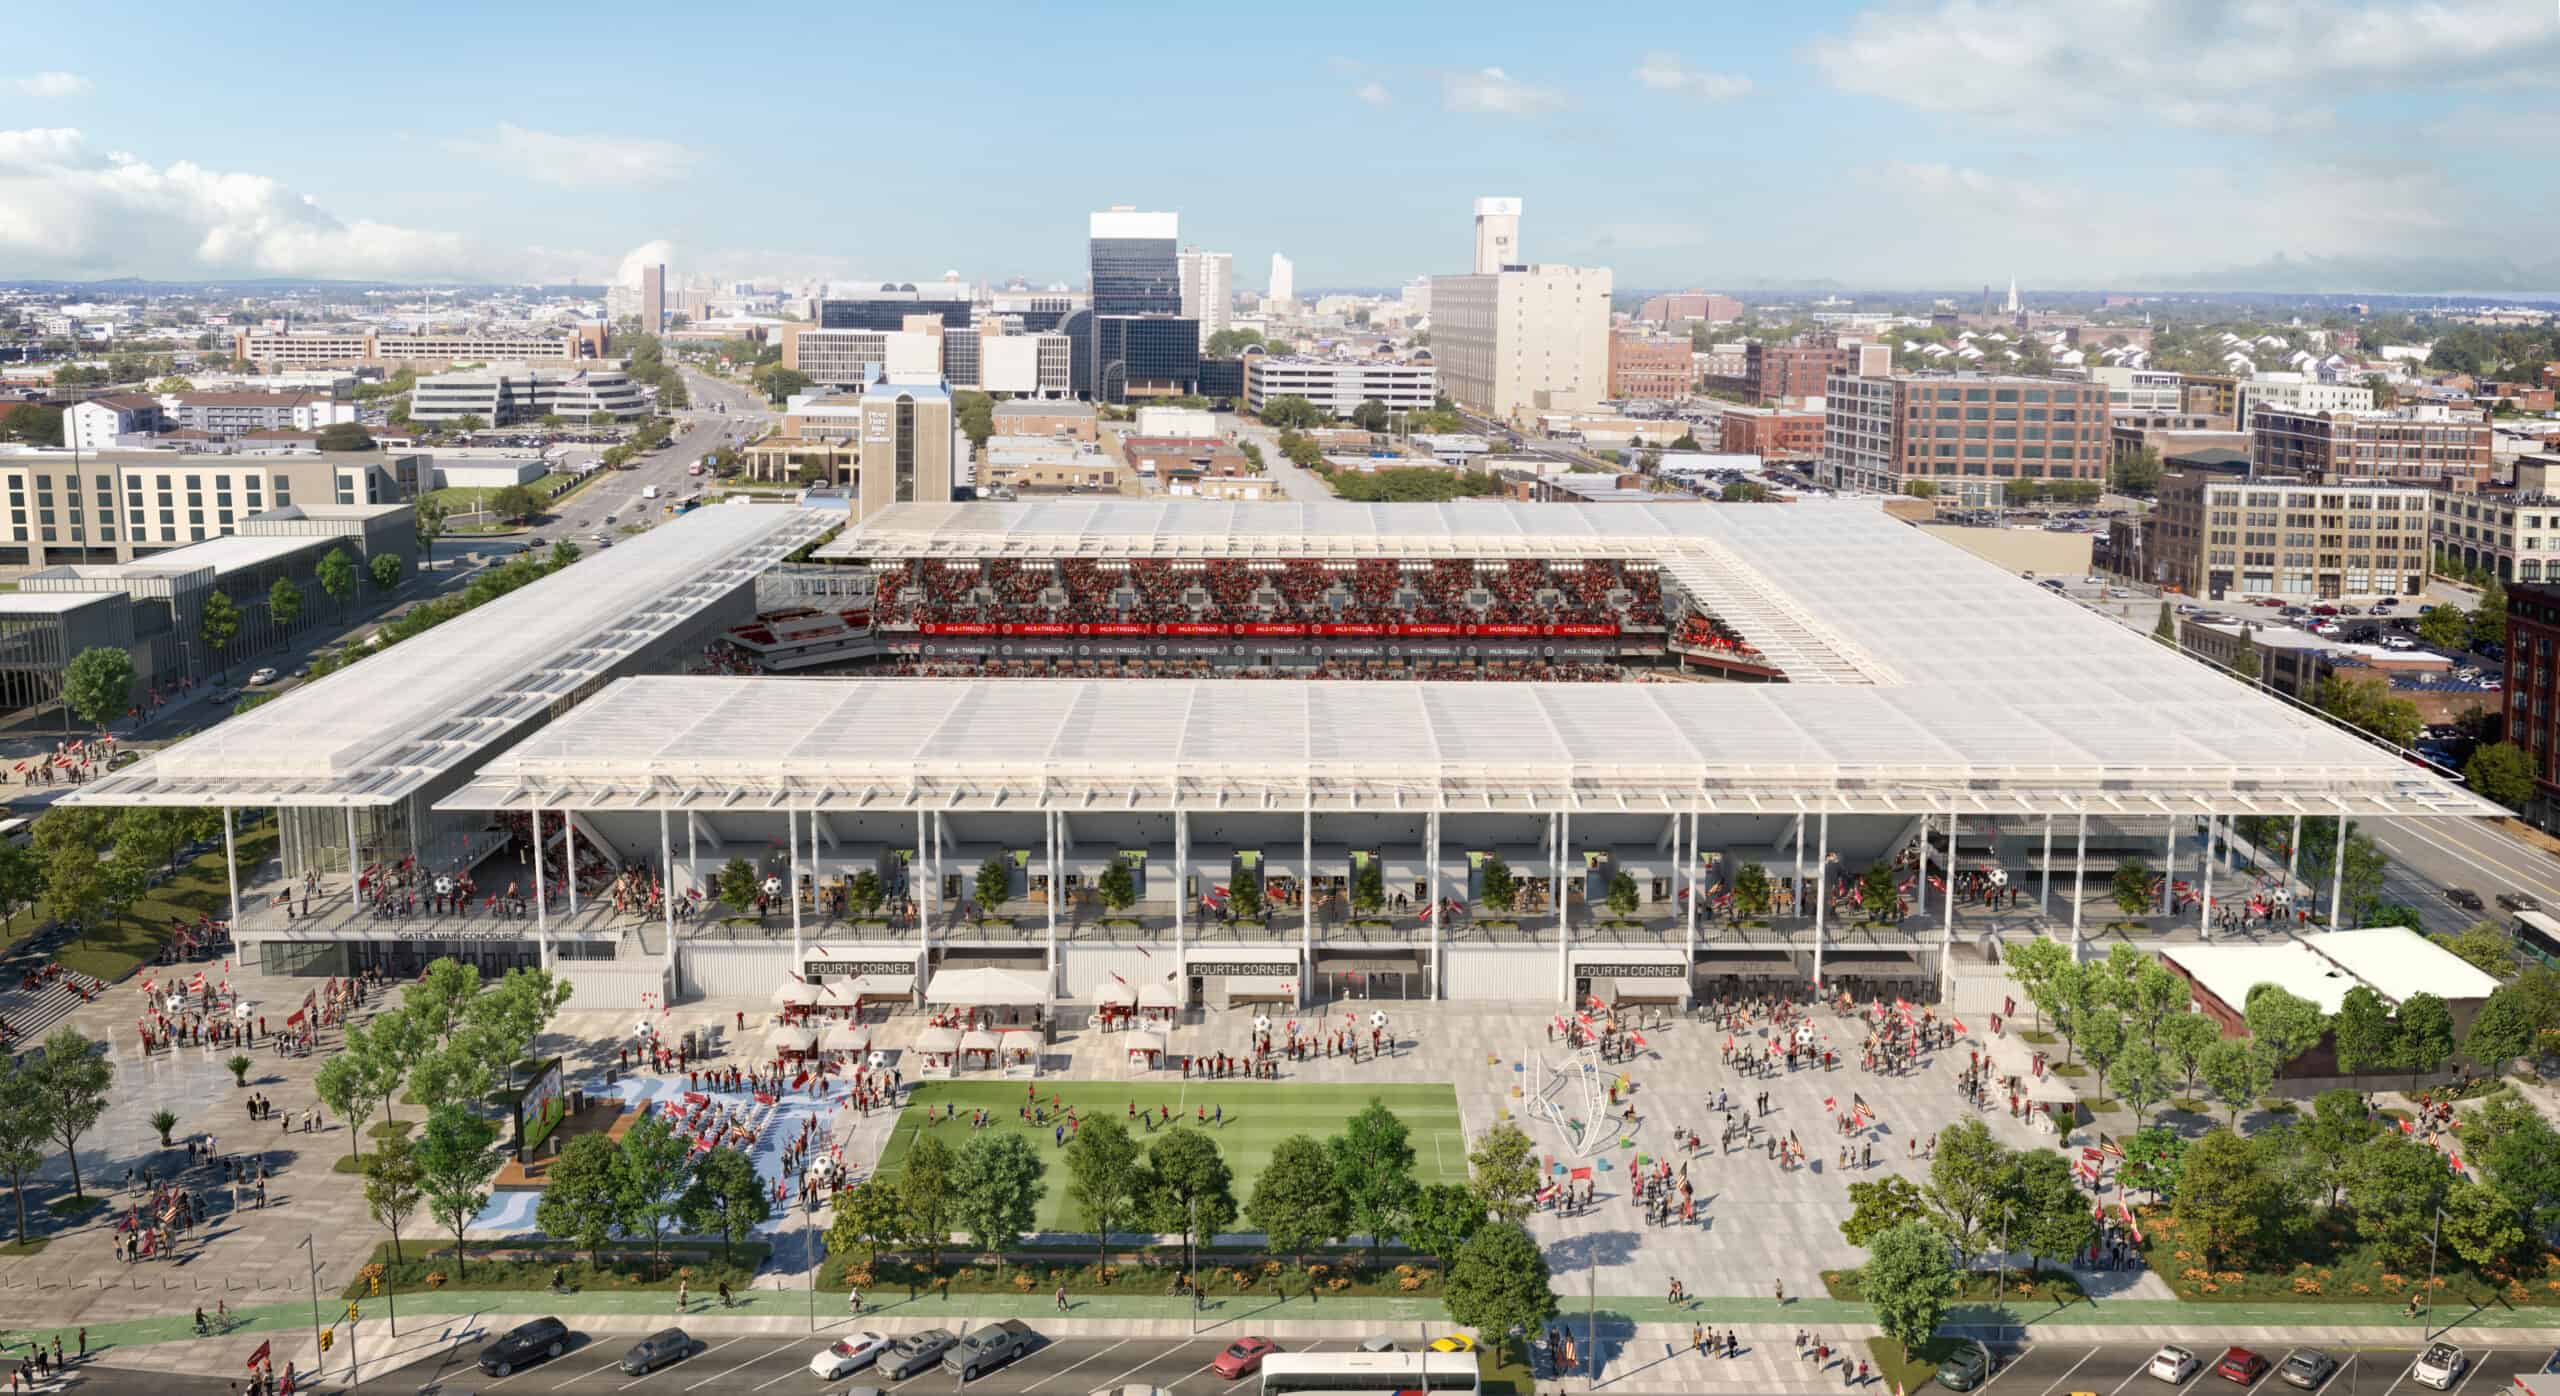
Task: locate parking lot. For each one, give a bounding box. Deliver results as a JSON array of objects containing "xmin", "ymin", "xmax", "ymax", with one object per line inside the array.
[{"xmin": 1963, "ymin": 1338, "xmax": 2559, "ymax": 1394}]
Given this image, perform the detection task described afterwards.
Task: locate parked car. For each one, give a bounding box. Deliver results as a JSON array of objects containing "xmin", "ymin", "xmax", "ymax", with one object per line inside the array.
[
  {"xmin": 809, "ymin": 1333, "xmax": 892, "ymax": 1379},
  {"xmin": 619, "ymin": 1328, "xmax": 697, "ymax": 1376},
  {"xmin": 1429, "ymin": 1335, "xmax": 1478, "ymax": 1354},
  {"xmin": 878, "ymin": 1330, "xmax": 959, "ymax": 1380},
  {"xmin": 1936, "ymin": 1340, "xmax": 1997, "ymax": 1391},
  {"xmin": 1358, "ymin": 1336, "xmax": 1400, "ymax": 1352},
  {"xmin": 247, "ymin": 667, "xmax": 279, "ymax": 686},
  {"xmin": 942, "ymin": 1320, "xmax": 1038, "ymax": 1381},
  {"xmin": 2411, "ymin": 1342, "xmax": 2468, "ymax": 1389},
  {"xmin": 2216, "ymin": 1346, "xmax": 2269, "ymax": 1384},
  {"xmin": 2277, "ymin": 1348, "xmax": 2337, "ymax": 1389},
  {"xmin": 1212, "ymin": 1338, "xmax": 1281, "ymax": 1378},
  {"xmin": 2150, "ymin": 1345, "xmax": 2202, "ymax": 1382},
  {"xmin": 2500, "ymin": 892, "xmax": 2542, "ymax": 913},
  {"xmin": 477, "ymin": 1317, "xmax": 570, "ymax": 1377},
  {"xmin": 2445, "ymin": 887, "xmax": 2485, "ymax": 910},
  {"xmin": 2310, "ymin": 604, "xmax": 2338, "ymax": 616}
]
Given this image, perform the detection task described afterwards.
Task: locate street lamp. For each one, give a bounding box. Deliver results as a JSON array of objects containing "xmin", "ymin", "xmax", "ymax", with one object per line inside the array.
[
  {"xmin": 2422, "ymin": 1204, "xmax": 2452, "ymax": 1342},
  {"xmin": 298, "ymin": 1232, "xmax": 324, "ymax": 1385}
]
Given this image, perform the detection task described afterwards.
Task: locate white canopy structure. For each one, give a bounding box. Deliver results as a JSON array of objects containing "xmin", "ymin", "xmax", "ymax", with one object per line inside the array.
[
  {"xmin": 766, "ymin": 1024, "xmax": 817, "ymax": 1055},
  {"xmin": 845, "ymin": 973, "xmax": 916, "ymax": 1002},
  {"xmin": 924, "ymin": 967, "xmax": 1051, "ymax": 1008},
  {"xmin": 915, "ymin": 1025, "xmax": 962, "ymax": 1055},
  {"xmin": 817, "ymin": 1023, "xmax": 871, "ymax": 1054},
  {"xmin": 958, "ymin": 1028, "xmax": 1002, "ymax": 1055},
  {"xmin": 999, "ymin": 1028, "xmax": 1042, "ymax": 1052},
  {"xmin": 1125, "ymin": 1028, "xmax": 1168, "ymax": 1056},
  {"xmin": 1136, "ymin": 982, "xmax": 1182, "ymax": 1010},
  {"xmin": 772, "ymin": 981, "xmax": 828, "ymax": 1006}
]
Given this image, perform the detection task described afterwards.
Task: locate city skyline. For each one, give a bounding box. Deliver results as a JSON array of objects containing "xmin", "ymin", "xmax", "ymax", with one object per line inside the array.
[{"xmin": 0, "ymin": 1, "xmax": 2554, "ymax": 293}]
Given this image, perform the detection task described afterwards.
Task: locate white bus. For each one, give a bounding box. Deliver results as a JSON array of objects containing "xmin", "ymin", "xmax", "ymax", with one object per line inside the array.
[{"xmin": 1258, "ymin": 1351, "xmax": 1480, "ymax": 1394}]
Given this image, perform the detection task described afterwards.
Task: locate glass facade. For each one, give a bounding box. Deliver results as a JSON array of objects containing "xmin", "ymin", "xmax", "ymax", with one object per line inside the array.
[
  {"xmin": 1093, "ymin": 316, "xmax": 1201, "ymax": 404},
  {"xmin": 818, "ymin": 297, "xmax": 973, "ymax": 331},
  {"xmin": 1197, "ymin": 358, "xmax": 1246, "ymax": 401},
  {"xmin": 894, "ymin": 395, "xmax": 917, "ymax": 503},
  {"xmin": 1089, "ymin": 237, "xmax": 1180, "ymax": 316}
]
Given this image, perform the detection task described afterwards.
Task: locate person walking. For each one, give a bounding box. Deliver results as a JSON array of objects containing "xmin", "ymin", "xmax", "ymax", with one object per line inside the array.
[
  {"xmin": 675, "ymin": 1277, "xmax": 689, "ymax": 1313},
  {"xmin": 1055, "ymin": 1283, "xmax": 1069, "ymax": 1313}
]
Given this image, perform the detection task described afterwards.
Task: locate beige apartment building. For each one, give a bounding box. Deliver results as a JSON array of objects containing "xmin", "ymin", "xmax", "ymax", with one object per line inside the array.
[
  {"xmin": 2137, "ymin": 465, "xmax": 2430, "ymax": 600},
  {"xmin": 2251, "ymin": 404, "xmax": 2493, "ymax": 488},
  {"xmin": 1427, "ymin": 265, "xmax": 1612, "ymax": 420},
  {"xmin": 2430, "ymin": 454, "xmax": 2560, "ymax": 582},
  {"xmin": 0, "ymin": 448, "xmax": 421, "ymax": 568}
]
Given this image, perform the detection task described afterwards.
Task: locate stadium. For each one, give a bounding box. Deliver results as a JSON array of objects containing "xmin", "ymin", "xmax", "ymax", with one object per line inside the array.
[{"xmin": 67, "ymin": 496, "xmax": 2493, "ymax": 1015}]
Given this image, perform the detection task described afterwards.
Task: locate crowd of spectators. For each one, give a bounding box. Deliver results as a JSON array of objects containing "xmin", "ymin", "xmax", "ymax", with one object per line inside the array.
[
  {"xmin": 866, "ymin": 556, "xmax": 1670, "ymax": 630},
  {"xmin": 871, "ymin": 658, "xmax": 1651, "ymax": 682}
]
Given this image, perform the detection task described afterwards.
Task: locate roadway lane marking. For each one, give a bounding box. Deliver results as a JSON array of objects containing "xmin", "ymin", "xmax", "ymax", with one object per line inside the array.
[
  {"xmin": 2380, "ymin": 818, "xmax": 2560, "ymax": 900},
  {"xmin": 670, "ymin": 1336, "xmax": 756, "ymax": 1389},
  {"xmin": 1974, "ymin": 1343, "xmax": 2035, "ymax": 1390},
  {"xmin": 2034, "ymin": 1346, "xmax": 2099, "ymax": 1396},
  {"xmin": 1089, "ymin": 1340, "xmax": 1202, "ymax": 1394},
  {"xmin": 551, "ymin": 1347, "xmax": 634, "ymax": 1388},
  {"xmin": 750, "ymin": 1350, "xmax": 822, "ymax": 1392},
  {"xmin": 1015, "ymin": 1337, "xmax": 1127, "ymax": 1392},
  {"xmin": 2379, "ymin": 1351, "xmax": 2417, "ymax": 1395},
  {"xmin": 2103, "ymin": 1352, "xmax": 2154, "ymax": 1395},
  {"xmin": 2444, "ymin": 1348, "xmax": 2490, "ymax": 1395}
]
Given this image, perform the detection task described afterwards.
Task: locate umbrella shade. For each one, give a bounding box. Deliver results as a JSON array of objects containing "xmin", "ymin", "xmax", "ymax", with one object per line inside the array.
[
  {"xmin": 772, "ymin": 981, "xmax": 827, "ymax": 1006},
  {"xmin": 958, "ymin": 1028, "xmax": 1003, "ymax": 1054},
  {"xmin": 915, "ymin": 1025, "xmax": 963, "ymax": 1054},
  {"xmin": 1125, "ymin": 1028, "xmax": 1168, "ymax": 1054},
  {"xmin": 817, "ymin": 1023, "xmax": 871, "ymax": 1053},
  {"xmin": 1136, "ymin": 982, "xmax": 1181, "ymax": 1009},
  {"xmin": 767, "ymin": 1025, "xmax": 818, "ymax": 1053}
]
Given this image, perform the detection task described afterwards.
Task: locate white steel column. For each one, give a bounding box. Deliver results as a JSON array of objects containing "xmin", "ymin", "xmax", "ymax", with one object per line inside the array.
[
  {"xmin": 1681, "ymin": 810, "xmax": 1699, "ymax": 1009},
  {"xmin": 1812, "ymin": 808, "xmax": 1830, "ymax": 989},
  {"xmin": 1555, "ymin": 810, "xmax": 1570, "ymax": 1002},
  {"xmin": 2198, "ymin": 814, "xmax": 2216, "ymax": 933},
  {"xmin": 660, "ymin": 809, "xmax": 675, "ymax": 973},
  {"xmin": 2070, "ymin": 811, "xmax": 2088, "ymax": 953},
  {"xmin": 345, "ymin": 806, "xmax": 359, "ymax": 889},
  {"xmin": 222, "ymin": 807, "xmax": 239, "ymax": 930},
  {"xmin": 2329, "ymin": 809, "xmax": 2349, "ymax": 928},
  {"xmin": 686, "ymin": 812, "xmax": 698, "ymax": 901},
  {"xmin": 809, "ymin": 811, "xmax": 822, "ymax": 924},
  {"xmin": 1300, "ymin": 806, "xmax": 1313, "ymax": 984},
  {"xmin": 1425, "ymin": 811, "xmax": 1442, "ymax": 1002},
  {"xmin": 915, "ymin": 810, "xmax": 930, "ymax": 944},
  {"xmin": 564, "ymin": 816, "xmax": 578, "ymax": 915},
  {"xmin": 1793, "ymin": 812, "xmax": 1806, "ymax": 918},
  {"xmin": 532, "ymin": 805, "xmax": 550, "ymax": 971},
  {"xmin": 1173, "ymin": 811, "xmax": 1186, "ymax": 962},
  {"xmin": 788, "ymin": 808, "xmax": 802, "ymax": 967},
  {"xmin": 2039, "ymin": 813, "xmax": 2054, "ymax": 916},
  {"xmin": 2160, "ymin": 820, "xmax": 2177, "ymax": 916},
  {"xmin": 2288, "ymin": 814, "xmax": 2303, "ymax": 908},
  {"xmin": 1044, "ymin": 811, "xmax": 1059, "ymax": 991},
  {"xmin": 1916, "ymin": 817, "xmax": 1930, "ymax": 918},
  {"xmin": 1940, "ymin": 809, "xmax": 1958, "ymax": 998}
]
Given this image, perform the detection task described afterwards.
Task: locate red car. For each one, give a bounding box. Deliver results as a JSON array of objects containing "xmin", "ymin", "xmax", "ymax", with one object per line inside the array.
[
  {"xmin": 2216, "ymin": 1345, "xmax": 2269, "ymax": 1384},
  {"xmin": 1213, "ymin": 1337, "xmax": 1280, "ymax": 1379}
]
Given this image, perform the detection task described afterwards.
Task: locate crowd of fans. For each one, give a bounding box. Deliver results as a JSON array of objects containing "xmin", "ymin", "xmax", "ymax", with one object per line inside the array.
[
  {"xmin": 868, "ymin": 556, "xmax": 1670, "ymax": 630},
  {"xmin": 871, "ymin": 658, "xmax": 1656, "ymax": 682},
  {"xmin": 1675, "ymin": 613, "xmax": 1768, "ymax": 664}
]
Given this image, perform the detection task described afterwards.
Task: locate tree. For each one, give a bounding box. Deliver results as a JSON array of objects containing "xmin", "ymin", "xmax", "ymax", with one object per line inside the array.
[
  {"xmin": 1143, "ymin": 1126, "xmax": 1238, "ymax": 1278},
  {"xmin": 369, "ymin": 552, "xmax": 404, "ymax": 592},
  {"xmin": 1859, "ymin": 861, "xmax": 1899, "ymax": 920},
  {"xmin": 2243, "ymin": 983, "xmax": 2327, "ymax": 1067},
  {"xmin": 1477, "ymin": 855, "xmax": 1516, "ymax": 914},
  {"xmin": 1350, "ymin": 856, "xmax": 1386, "ymax": 917},
  {"xmin": 1063, "ymin": 1117, "xmax": 1141, "ymax": 1266},
  {"xmin": 2230, "ymin": 633, "xmax": 2262, "ymax": 686},
  {"xmin": 1905, "ymin": 479, "xmax": 1938, "ymax": 499},
  {"xmin": 2465, "ymin": 742, "xmax": 2536, "ymax": 810},
  {"xmin": 1925, "ymin": 1120, "xmax": 2007, "ymax": 1264},
  {"xmin": 2110, "ymin": 858, "xmax": 2154, "ymax": 917},
  {"xmin": 1350, "ymin": 399, "xmax": 1391, "ymax": 433},
  {"xmin": 2011, "ymin": 1148, "xmax": 2097, "ymax": 1276},
  {"xmin": 315, "ymin": 548, "xmax": 356, "ymax": 611},
  {"xmin": 1732, "ymin": 860, "xmax": 1771, "ymax": 918},
  {"xmin": 2111, "ymin": 445, "xmax": 2164, "ymax": 497},
  {"xmin": 489, "ymin": 485, "xmax": 542, "ymax": 523},
  {"xmin": 950, "ymin": 1132, "xmax": 1045, "ymax": 1272},
  {"xmin": 974, "ymin": 854, "xmax": 1012, "ymax": 917},
  {"xmin": 2318, "ymin": 672, "xmax": 2424, "ymax": 750},
  {"xmin": 953, "ymin": 391, "xmax": 995, "ymax": 448},
  {"xmin": 2110, "ymin": 1043, "xmax": 2170, "ymax": 1127},
  {"xmin": 199, "ymin": 589, "xmax": 242, "ymax": 657},
  {"xmin": 315, "ymin": 422, "xmax": 375, "ymax": 451},
  {"xmin": 2430, "ymin": 921, "xmax": 2518, "ymax": 981},
  {"xmin": 715, "ymin": 856, "xmax": 760, "ymax": 914},
  {"xmin": 1259, "ymin": 396, "xmax": 1325, "ymax": 431},
  {"xmin": 533, "ymin": 1132, "xmax": 626, "ymax": 1270},
  {"xmin": 2441, "ymin": 1177, "xmax": 2529, "ymax": 1274},
  {"xmin": 2393, "ymin": 991, "xmax": 2458, "ymax": 1088},
  {"xmin": 2122, "ymin": 961, "xmax": 2188, "ymax": 1048},
  {"xmin": 1467, "ymin": 1121, "xmax": 1539, "ymax": 1226},
  {"xmin": 414, "ymin": 497, "xmax": 448, "ymax": 551},
  {"xmin": 1863, "ymin": 1220, "xmax": 1959, "ymax": 1362},
  {"xmin": 417, "ymin": 1102, "xmax": 500, "ymax": 1278},
  {"xmin": 1095, "ymin": 859, "xmax": 1137, "ymax": 914},
  {"xmin": 1204, "ymin": 328, "xmax": 1265, "ymax": 357},
  {"xmin": 361, "ymin": 1133, "xmax": 425, "ymax": 1264},
  {"xmin": 2003, "ymin": 937, "xmax": 2070, "ymax": 1031},
  {"xmin": 2418, "ymin": 603, "xmax": 2473, "ymax": 653},
  {"xmin": 844, "ymin": 867, "xmax": 884, "ymax": 917},
  {"xmin": 2175, "ymin": 1128, "xmax": 2277, "ymax": 1269},
  {"xmin": 1840, "ymin": 1174, "xmax": 1934, "ymax": 1248},
  {"xmin": 2117, "ymin": 1128, "xmax": 2188, "ymax": 1204},
  {"xmin": 1605, "ymin": 869, "xmax": 1639, "ymax": 918},
  {"xmin": 751, "ymin": 365, "xmax": 813, "ymax": 403},
  {"xmin": 2346, "ymin": 1133, "xmax": 2453, "ymax": 1270},
  {"xmin": 61, "ymin": 647, "xmax": 136, "ymax": 729},
  {"xmin": 268, "ymin": 576, "xmax": 304, "ymax": 633},
  {"xmin": 547, "ymin": 540, "xmax": 581, "ymax": 571},
  {"xmin": 0, "ymin": 1055, "xmax": 49, "ymax": 1245},
  {"xmin": 2467, "ymin": 981, "xmax": 2541, "ymax": 1073},
  {"xmin": 41, "ymin": 840, "xmax": 105, "ymax": 947},
  {"xmin": 2078, "ymin": 1009, "xmax": 2128, "ymax": 1104},
  {"xmin": 1441, "ymin": 1222, "xmax": 1556, "ymax": 1372},
  {"xmin": 1247, "ymin": 1133, "xmax": 1343, "ymax": 1266},
  {"xmin": 538, "ymin": 414, "xmax": 566, "ymax": 431},
  {"xmin": 2475, "ymin": 577, "xmax": 2510, "ymax": 648},
  {"xmin": 680, "ymin": 1145, "xmax": 774, "ymax": 1263},
  {"xmin": 2478, "ymin": 1102, "xmax": 2560, "ymax": 1234},
  {"xmin": 2152, "ymin": 601, "xmax": 2177, "ymax": 647},
  {"xmin": 1228, "ymin": 876, "xmax": 1264, "ymax": 923},
  {"xmin": 1723, "ymin": 479, "xmax": 1769, "ymax": 503},
  {"xmin": 899, "ymin": 1131, "xmax": 958, "ymax": 1270},
  {"xmin": 313, "ymin": 1049, "xmax": 380, "ymax": 1166},
  {"xmin": 2200, "ymin": 1039, "xmax": 2273, "ymax": 1127},
  {"xmin": 448, "ymin": 414, "xmax": 488, "ymax": 435},
  {"xmin": 1408, "ymin": 1181, "xmax": 1486, "ymax": 1268},
  {"xmin": 612, "ymin": 1110, "xmax": 696, "ymax": 1280},
  {"xmin": 2330, "ymin": 985, "xmax": 2398, "ymax": 1085},
  {"xmin": 1329, "ymin": 1099, "xmax": 1419, "ymax": 1248},
  {"xmin": 827, "ymin": 1179, "xmax": 909, "ymax": 1272}
]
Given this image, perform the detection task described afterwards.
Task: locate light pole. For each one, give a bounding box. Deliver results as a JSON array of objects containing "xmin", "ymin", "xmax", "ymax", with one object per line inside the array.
[
  {"xmin": 2421, "ymin": 1205, "xmax": 2450, "ymax": 1342},
  {"xmin": 806, "ymin": 1181, "xmax": 817, "ymax": 1334},
  {"xmin": 298, "ymin": 1232, "xmax": 324, "ymax": 1385}
]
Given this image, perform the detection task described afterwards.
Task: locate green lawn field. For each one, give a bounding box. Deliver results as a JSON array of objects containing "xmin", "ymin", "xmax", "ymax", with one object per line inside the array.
[{"xmin": 871, "ymin": 1079, "xmax": 1468, "ymax": 1235}]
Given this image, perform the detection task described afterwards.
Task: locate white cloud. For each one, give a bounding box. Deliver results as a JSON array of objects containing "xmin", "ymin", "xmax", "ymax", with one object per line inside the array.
[
  {"xmin": 7, "ymin": 72, "xmax": 89, "ymax": 98},
  {"xmin": 1632, "ymin": 52, "xmax": 1751, "ymax": 102},
  {"xmin": 444, "ymin": 123, "xmax": 700, "ymax": 190},
  {"xmin": 1356, "ymin": 81, "xmax": 1392, "ymax": 107},
  {"xmin": 0, "ymin": 127, "xmax": 592, "ymax": 281},
  {"xmin": 1808, "ymin": 0, "xmax": 2560, "ymax": 133},
  {"xmin": 1442, "ymin": 67, "xmax": 1564, "ymax": 116},
  {"xmin": 613, "ymin": 240, "xmax": 676, "ymax": 290}
]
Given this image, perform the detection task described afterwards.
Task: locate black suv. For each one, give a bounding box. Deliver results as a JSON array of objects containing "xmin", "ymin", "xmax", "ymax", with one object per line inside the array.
[
  {"xmin": 943, "ymin": 1320, "xmax": 1039, "ymax": 1381},
  {"xmin": 478, "ymin": 1317, "xmax": 570, "ymax": 1376}
]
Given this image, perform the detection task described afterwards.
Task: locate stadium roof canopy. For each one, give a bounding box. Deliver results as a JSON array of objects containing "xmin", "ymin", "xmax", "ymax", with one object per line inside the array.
[{"xmin": 68, "ymin": 503, "xmax": 839, "ymax": 808}]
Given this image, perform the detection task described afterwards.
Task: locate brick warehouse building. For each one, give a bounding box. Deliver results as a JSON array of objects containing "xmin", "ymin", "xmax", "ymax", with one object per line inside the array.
[
  {"xmin": 2506, "ymin": 582, "xmax": 2560, "ymax": 830},
  {"xmin": 1718, "ymin": 406, "xmax": 1825, "ymax": 462},
  {"xmin": 1606, "ymin": 331, "xmax": 1694, "ymax": 401}
]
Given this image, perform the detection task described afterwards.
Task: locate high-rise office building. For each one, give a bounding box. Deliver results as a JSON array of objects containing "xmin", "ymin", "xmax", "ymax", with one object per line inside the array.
[
  {"xmin": 1177, "ymin": 248, "xmax": 1233, "ymax": 346},
  {"xmin": 1268, "ymin": 253, "xmax": 1295, "ymax": 308},
  {"xmin": 640, "ymin": 263, "xmax": 666, "ymax": 332},
  {"xmin": 1430, "ymin": 264, "xmax": 1612, "ymax": 419},
  {"xmin": 1084, "ymin": 207, "xmax": 1197, "ymax": 403},
  {"xmin": 1473, "ymin": 197, "xmax": 1523, "ymax": 274},
  {"xmin": 818, "ymin": 284, "xmax": 974, "ymax": 332}
]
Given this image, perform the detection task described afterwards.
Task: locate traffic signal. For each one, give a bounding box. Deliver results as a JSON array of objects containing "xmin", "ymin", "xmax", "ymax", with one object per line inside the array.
[
  {"xmin": 344, "ymin": 1301, "xmax": 361, "ymax": 1322},
  {"xmin": 368, "ymin": 1275, "xmax": 381, "ymax": 1297},
  {"xmin": 318, "ymin": 1327, "xmax": 333, "ymax": 1353}
]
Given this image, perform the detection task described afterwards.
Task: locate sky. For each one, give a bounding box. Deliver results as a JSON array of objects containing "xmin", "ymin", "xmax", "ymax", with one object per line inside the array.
[{"xmin": 2, "ymin": 0, "xmax": 2557, "ymax": 294}]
